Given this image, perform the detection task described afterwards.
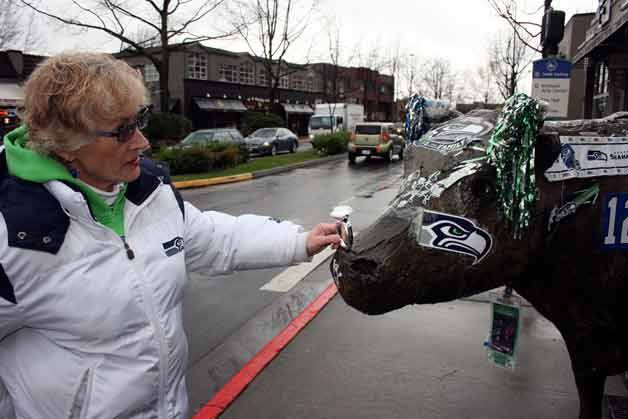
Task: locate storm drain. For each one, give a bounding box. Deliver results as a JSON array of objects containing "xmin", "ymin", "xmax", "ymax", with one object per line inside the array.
[{"xmin": 607, "ymin": 395, "xmax": 628, "ymax": 419}]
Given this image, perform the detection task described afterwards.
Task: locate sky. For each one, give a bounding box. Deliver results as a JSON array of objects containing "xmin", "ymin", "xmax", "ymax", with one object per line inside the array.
[{"xmin": 27, "ymin": 0, "xmax": 599, "ymax": 98}]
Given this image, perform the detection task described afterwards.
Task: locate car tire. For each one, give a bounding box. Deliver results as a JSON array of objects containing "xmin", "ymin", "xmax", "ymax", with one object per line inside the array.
[
  {"xmin": 270, "ymin": 144, "xmax": 277, "ymax": 156},
  {"xmin": 398, "ymin": 146, "xmax": 404, "ymax": 160},
  {"xmin": 348, "ymin": 153, "xmax": 357, "ymax": 164},
  {"xmin": 289, "ymin": 141, "xmax": 297, "ymax": 153}
]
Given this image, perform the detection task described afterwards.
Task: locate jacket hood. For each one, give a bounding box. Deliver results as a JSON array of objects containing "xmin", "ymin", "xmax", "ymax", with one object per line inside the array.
[{"xmin": 3, "ymin": 126, "xmax": 127, "ymax": 235}]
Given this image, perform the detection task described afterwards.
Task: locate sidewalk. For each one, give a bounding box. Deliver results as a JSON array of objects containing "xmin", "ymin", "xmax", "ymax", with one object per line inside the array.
[
  {"xmin": 215, "ymin": 285, "xmax": 627, "ymax": 419},
  {"xmin": 173, "ymin": 153, "xmax": 344, "ymax": 190}
]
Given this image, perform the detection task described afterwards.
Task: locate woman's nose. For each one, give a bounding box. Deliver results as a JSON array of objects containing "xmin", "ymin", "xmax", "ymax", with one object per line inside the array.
[{"xmin": 130, "ymin": 128, "xmax": 150, "ymax": 152}]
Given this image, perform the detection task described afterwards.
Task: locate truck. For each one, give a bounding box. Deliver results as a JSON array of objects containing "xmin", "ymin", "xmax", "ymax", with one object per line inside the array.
[{"xmin": 308, "ymin": 103, "xmax": 365, "ymax": 139}]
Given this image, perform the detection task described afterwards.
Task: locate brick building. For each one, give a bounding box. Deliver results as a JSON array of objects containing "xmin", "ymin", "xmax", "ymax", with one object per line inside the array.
[
  {"xmin": 571, "ymin": 0, "xmax": 628, "ymax": 118},
  {"xmin": 115, "ymin": 42, "xmax": 395, "ymax": 134}
]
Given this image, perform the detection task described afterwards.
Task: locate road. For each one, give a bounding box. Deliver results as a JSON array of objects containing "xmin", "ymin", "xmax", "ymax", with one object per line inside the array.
[{"xmin": 181, "ymin": 155, "xmax": 404, "ymax": 409}]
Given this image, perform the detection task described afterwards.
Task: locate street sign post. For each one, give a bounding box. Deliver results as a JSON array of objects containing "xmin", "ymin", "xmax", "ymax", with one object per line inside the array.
[{"xmin": 531, "ymin": 58, "xmax": 572, "ymax": 119}]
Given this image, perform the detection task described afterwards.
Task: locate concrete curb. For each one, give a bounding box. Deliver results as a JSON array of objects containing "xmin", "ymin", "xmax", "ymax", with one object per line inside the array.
[{"xmin": 173, "ymin": 154, "xmax": 346, "ymax": 190}]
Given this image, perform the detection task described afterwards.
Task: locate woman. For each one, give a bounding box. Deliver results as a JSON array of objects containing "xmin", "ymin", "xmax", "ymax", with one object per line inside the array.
[{"xmin": 0, "ymin": 52, "xmax": 340, "ymax": 418}]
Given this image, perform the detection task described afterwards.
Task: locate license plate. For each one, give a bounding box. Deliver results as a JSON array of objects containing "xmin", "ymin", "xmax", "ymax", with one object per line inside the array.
[{"xmin": 361, "ymin": 150, "xmax": 371, "ymax": 155}]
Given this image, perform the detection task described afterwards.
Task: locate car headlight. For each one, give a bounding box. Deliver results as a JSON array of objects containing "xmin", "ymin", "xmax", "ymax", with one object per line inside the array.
[
  {"xmin": 263, "ymin": 141, "xmax": 270, "ymax": 147},
  {"xmin": 309, "ymin": 134, "xmax": 314, "ymax": 139}
]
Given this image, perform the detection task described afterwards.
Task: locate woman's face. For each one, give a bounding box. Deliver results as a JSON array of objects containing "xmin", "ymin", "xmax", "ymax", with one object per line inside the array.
[{"xmin": 63, "ymin": 110, "xmax": 150, "ymax": 191}]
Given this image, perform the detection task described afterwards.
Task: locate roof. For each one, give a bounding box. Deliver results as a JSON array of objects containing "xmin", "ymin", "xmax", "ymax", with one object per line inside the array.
[
  {"xmin": 0, "ymin": 51, "xmax": 47, "ymax": 80},
  {"xmin": 573, "ymin": 9, "xmax": 628, "ymax": 63}
]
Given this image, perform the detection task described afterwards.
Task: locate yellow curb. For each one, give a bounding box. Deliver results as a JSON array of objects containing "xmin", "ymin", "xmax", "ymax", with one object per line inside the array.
[{"xmin": 173, "ymin": 173, "xmax": 253, "ymax": 190}]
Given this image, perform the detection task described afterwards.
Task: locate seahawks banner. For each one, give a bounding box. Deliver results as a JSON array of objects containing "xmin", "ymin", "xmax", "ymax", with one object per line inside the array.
[{"xmin": 545, "ymin": 136, "xmax": 628, "ymax": 182}]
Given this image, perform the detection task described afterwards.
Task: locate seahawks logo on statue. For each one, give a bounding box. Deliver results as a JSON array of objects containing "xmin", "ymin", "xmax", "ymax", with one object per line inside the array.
[
  {"xmin": 417, "ymin": 210, "xmax": 493, "ymax": 265},
  {"xmin": 560, "ymin": 144, "xmax": 581, "ymax": 170}
]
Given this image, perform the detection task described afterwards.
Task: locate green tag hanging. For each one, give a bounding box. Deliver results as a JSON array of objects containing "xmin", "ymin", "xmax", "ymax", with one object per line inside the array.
[{"xmin": 485, "ymin": 292, "xmax": 522, "ymax": 370}]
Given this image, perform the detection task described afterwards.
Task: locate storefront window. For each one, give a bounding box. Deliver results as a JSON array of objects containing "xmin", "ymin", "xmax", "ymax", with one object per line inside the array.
[
  {"xmin": 280, "ymin": 75, "xmax": 289, "ymax": 88},
  {"xmin": 218, "ymin": 64, "xmax": 238, "ymax": 82},
  {"xmin": 258, "ymin": 69, "xmax": 267, "ymax": 86},
  {"xmin": 594, "ymin": 62, "xmax": 609, "ymax": 95},
  {"xmin": 144, "ymin": 64, "xmax": 159, "ymax": 82},
  {"xmin": 239, "ymin": 62, "xmax": 254, "ymax": 85},
  {"xmin": 187, "ymin": 53, "xmax": 207, "ymax": 80}
]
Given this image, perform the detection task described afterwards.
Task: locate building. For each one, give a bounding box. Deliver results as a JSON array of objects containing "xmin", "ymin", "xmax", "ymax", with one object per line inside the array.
[
  {"xmin": 115, "ymin": 42, "xmax": 395, "ymax": 135},
  {"xmin": 572, "ymin": 0, "xmax": 628, "ymax": 118},
  {"xmin": 309, "ymin": 63, "xmax": 395, "ymax": 121},
  {"xmin": 558, "ymin": 12, "xmax": 596, "ymax": 119},
  {"xmin": 0, "ymin": 50, "xmax": 47, "ymax": 136}
]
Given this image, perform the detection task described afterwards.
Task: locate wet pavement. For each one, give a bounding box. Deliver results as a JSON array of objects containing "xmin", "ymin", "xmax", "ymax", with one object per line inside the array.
[
  {"xmin": 181, "ymin": 156, "xmax": 404, "ymax": 410},
  {"xmin": 219, "ymin": 285, "xmax": 628, "ymax": 419}
]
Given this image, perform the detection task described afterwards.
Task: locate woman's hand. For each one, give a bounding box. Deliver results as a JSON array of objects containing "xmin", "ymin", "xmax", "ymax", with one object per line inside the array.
[{"xmin": 306, "ymin": 223, "xmax": 342, "ymax": 256}]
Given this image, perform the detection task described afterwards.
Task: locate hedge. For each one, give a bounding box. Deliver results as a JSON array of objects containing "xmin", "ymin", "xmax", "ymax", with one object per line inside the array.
[
  {"xmin": 311, "ymin": 131, "xmax": 350, "ymax": 155},
  {"xmin": 241, "ymin": 111, "xmax": 284, "ymax": 137},
  {"xmin": 157, "ymin": 143, "xmax": 248, "ymax": 175},
  {"xmin": 142, "ymin": 112, "xmax": 193, "ymax": 148}
]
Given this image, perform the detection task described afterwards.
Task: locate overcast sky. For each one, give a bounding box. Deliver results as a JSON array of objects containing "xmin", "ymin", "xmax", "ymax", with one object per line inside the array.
[{"xmin": 34, "ymin": 0, "xmax": 599, "ymax": 97}]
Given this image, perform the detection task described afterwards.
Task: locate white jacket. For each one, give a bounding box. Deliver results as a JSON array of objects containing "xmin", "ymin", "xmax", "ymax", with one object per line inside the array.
[{"xmin": 0, "ymin": 159, "xmax": 310, "ymax": 418}]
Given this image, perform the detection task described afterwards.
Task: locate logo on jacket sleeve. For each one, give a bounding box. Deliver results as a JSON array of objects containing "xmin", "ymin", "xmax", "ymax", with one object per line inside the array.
[{"xmin": 163, "ymin": 236, "xmax": 184, "ymax": 257}]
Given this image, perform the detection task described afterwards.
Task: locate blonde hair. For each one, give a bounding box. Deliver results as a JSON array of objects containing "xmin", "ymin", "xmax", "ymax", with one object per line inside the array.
[{"xmin": 20, "ymin": 52, "xmax": 148, "ymax": 156}]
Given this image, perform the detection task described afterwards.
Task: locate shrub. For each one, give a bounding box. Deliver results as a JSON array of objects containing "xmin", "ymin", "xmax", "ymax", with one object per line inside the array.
[
  {"xmin": 156, "ymin": 142, "xmax": 247, "ymax": 175},
  {"xmin": 142, "ymin": 112, "xmax": 193, "ymax": 149},
  {"xmin": 311, "ymin": 131, "xmax": 350, "ymax": 155},
  {"xmin": 241, "ymin": 111, "xmax": 284, "ymax": 136}
]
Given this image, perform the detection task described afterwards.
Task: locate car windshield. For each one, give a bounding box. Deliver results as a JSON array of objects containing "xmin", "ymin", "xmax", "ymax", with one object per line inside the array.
[
  {"xmin": 252, "ymin": 129, "xmax": 278, "ymax": 138},
  {"xmin": 181, "ymin": 132, "xmax": 215, "ymax": 144},
  {"xmin": 356, "ymin": 125, "xmax": 382, "ymax": 135},
  {"xmin": 309, "ymin": 116, "xmax": 333, "ymax": 130}
]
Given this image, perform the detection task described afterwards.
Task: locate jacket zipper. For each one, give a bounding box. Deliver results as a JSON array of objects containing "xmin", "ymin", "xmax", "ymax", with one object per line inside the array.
[
  {"xmin": 62, "ymin": 184, "xmax": 171, "ymax": 417},
  {"xmin": 121, "ymin": 236, "xmax": 135, "ymax": 260}
]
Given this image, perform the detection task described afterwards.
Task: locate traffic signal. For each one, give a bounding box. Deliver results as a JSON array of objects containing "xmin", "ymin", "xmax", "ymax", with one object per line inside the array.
[{"xmin": 542, "ymin": 9, "xmax": 565, "ymax": 57}]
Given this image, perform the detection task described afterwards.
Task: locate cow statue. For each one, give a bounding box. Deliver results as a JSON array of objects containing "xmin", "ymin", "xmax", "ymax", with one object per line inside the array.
[{"xmin": 331, "ymin": 96, "xmax": 628, "ymax": 419}]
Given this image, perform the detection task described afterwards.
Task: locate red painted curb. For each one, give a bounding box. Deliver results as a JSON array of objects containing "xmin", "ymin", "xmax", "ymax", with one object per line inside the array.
[{"xmin": 192, "ymin": 282, "xmax": 338, "ymax": 419}]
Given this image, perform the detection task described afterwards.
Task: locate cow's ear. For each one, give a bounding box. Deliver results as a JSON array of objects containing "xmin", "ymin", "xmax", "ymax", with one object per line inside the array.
[{"xmin": 536, "ymin": 134, "xmax": 561, "ymax": 173}]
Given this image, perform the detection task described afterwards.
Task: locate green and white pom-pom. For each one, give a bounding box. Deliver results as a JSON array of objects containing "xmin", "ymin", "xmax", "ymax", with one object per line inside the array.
[{"xmin": 487, "ymin": 94, "xmax": 544, "ymax": 239}]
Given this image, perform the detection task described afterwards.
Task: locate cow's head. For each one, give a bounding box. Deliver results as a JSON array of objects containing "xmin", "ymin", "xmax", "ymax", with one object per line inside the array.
[{"xmin": 332, "ymin": 108, "xmax": 560, "ymax": 315}]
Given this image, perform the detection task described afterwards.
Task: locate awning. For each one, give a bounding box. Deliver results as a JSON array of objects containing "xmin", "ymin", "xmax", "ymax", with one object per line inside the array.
[
  {"xmin": 194, "ymin": 98, "xmax": 247, "ymax": 112},
  {"xmin": 0, "ymin": 83, "xmax": 23, "ymax": 107},
  {"xmin": 282, "ymin": 104, "xmax": 314, "ymax": 114}
]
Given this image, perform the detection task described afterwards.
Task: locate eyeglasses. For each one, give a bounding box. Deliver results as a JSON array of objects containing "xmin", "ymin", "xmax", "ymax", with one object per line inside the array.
[{"xmin": 92, "ymin": 106, "xmax": 150, "ymax": 143}]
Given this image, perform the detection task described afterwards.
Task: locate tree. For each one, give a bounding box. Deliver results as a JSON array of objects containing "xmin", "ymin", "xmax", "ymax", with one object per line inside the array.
[
  {"xmin": 489, "ymin": 29, "xmax": 531, "ymax": 100},
  {"xmin": 231, "ymin": 0, "xmax": 316, "ymax": 105},
  {"xmin": 487, "ymin": 0, "xmax": 545, "ymax": 54},
  {"xmin": 0, "ymin": 1, "xmax": 43, "ymax": 52},
  {"xmin": 19, "ymin": 0, "xmax": 236, "ymax": 113},
  {"xmin": 420, "ymin": 58, "xmax": 456, "ymax": 102}
]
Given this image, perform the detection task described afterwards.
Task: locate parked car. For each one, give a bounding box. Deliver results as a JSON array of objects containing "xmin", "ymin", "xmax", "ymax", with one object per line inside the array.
[
  {"xmin": 245, "ymin": 127, "xmax": 299, "ymax": 156},
  {"xmin": 348, "ymin": 122, "xmax": 405, "ymax": 164},
  {"xmin": 173, "ymin": 128, "xmax": 245, "ymax": 149}
]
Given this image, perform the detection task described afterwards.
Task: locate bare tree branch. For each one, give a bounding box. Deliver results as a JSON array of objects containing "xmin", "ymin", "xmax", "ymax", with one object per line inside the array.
[
  {"xmin": 19, "ymin": 0, "xmax": 233, "ymax": 113},
  {"xmin": 488, "ymin": 0, "xmax": 543, "ymax": 54}
]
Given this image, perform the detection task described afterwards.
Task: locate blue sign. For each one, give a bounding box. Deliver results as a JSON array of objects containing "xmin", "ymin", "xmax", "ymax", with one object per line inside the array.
[
  {"xmin": 602, "ymin": 193, "xmax": 628, "ymax": 249},
  {"xmin": 532, "ymin": 59, "xmax": 572, "ymax": 79}
]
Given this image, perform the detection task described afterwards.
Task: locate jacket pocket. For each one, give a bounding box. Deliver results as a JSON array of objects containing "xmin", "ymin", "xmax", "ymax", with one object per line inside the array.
[{"xmin": 68, "ymin": 366, "xmax": 95, "ymax": 419}]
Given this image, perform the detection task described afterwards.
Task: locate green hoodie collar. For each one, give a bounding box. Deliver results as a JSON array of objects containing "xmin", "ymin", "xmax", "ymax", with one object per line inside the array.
[{"xmin": 3, "ymin": 126, "xmax": 127, "ymax": 236}]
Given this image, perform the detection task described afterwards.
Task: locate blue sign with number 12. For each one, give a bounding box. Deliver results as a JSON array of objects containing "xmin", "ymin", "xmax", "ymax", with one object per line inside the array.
[{"xmin": 602, "ymin": 193, "xmax": 628, "ymax": 249}]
